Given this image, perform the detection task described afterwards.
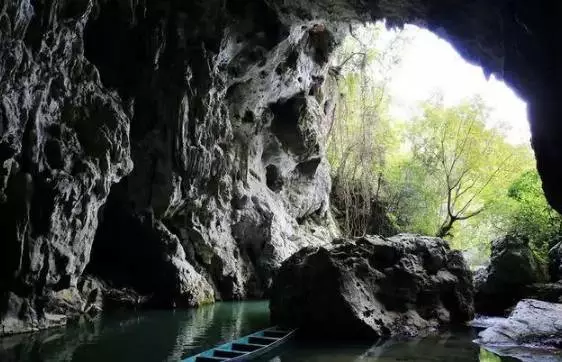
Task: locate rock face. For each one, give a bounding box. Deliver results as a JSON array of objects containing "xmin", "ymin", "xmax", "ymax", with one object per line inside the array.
[
  {"xmin": 475, "ymin": 235, "xmax": 548, "ymax": 315},
  {"xmin": 270, "ymin": 234, "xmax": 474, "ymax": 339},
  {"xmin": 476, "ymin": 299, "xmax": 562, "ymax": 361},
  {"xmin": 0, "ymin": 0, "xmax": 339, "ymax": 335},
  {"xmin": 2, "ymin": 0, "xmax": 562, "ymax": 336},
  {"xmin": 0, "ymin": 0, "xmax": 133, "ymax": 335}
]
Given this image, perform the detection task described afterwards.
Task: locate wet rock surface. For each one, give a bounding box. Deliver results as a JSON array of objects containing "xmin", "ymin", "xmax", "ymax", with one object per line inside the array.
[
  {"xmin": 270, "ymin": 234, "xmax": 474, "ymax": 339},
  {"xmin": 476, "ymin": 299, "xmax": 562, "ymax": 362},
  {"xmin": 475, "ymin": 235, "xmax": 548, "ymax": 315}
]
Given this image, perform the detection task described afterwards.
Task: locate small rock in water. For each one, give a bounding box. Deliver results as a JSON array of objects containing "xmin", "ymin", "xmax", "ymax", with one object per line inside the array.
[{"xmin": 477, "ymin": 299, "xmax": 562, "ymax": 361}]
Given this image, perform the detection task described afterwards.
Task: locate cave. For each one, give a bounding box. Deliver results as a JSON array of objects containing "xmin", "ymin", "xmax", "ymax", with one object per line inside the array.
[
  {"xmin": 265, "ymin": 164, "xmax": 284, "ymax": 192},
  {"xmin": 1, "ymin": 0, "xmax": 562, "ymax": 345}
]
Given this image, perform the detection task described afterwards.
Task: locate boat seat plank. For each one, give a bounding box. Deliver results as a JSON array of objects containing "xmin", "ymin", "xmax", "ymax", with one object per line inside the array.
[
  {"xmin": 213, "ymin": 349, "xmax": 247, "ymax": 358},
  {"xmin": 248, "ymin": 336, "xmax": 278, "ymax": 345},
  {"xmin": 195, "ymin": 356, "xmax": 228, "ymax": 362},
  {"xmin": 263, "ymin": 331, "xmax": 287, "ymax": 338},
  {"xmin": 231, "ymin": 343, "xmax": 264, "ymax": 352}
]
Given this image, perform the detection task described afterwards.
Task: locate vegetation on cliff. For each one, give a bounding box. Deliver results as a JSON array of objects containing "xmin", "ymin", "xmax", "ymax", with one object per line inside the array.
[{"xmin": 327, "ymin": 23, "xmax": 562, "ymax": 265}]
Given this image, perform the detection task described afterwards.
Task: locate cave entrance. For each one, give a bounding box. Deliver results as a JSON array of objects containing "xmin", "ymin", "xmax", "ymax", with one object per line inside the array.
[{"xmin": 327, "ymin": 22, "xmax": 556, "ymax": 267}]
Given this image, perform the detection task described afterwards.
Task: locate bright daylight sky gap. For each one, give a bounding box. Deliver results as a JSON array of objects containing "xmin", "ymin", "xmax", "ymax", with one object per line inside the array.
[{"xmin": 382, "ymin": 24, "xmax": 531, "ymax": 145}]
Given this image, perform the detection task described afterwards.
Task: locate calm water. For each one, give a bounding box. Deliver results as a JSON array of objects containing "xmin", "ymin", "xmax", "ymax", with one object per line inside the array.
[{"xmin": 0, "ymin": 301, "xmax": 519, "ymax": 362}]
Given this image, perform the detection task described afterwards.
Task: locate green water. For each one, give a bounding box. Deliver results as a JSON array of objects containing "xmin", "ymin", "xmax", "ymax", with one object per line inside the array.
[{"xmin": 0, "ymin": 301, "xmax": 518, "ymax": 362}]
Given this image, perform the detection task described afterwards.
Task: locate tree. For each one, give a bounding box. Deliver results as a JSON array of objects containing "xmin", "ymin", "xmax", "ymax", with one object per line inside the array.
[
  {"xmin": 407, "ymin": 99, "xmax": 528, "ymax": 238},
  {"xmin": 327, "ymin": 23, "xmax": 409, "ymax": 236}
]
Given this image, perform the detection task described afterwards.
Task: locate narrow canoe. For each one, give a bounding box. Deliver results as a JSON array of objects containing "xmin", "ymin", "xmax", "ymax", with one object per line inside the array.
[{"xmin": 182, "ymin": 326, "xmax": 296, "ymax": 362}]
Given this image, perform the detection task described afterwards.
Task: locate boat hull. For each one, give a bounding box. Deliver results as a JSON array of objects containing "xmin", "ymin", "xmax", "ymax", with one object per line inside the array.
[{"xmin": 182, "ymin": 326, "xmax": 296, "ymax": 362}]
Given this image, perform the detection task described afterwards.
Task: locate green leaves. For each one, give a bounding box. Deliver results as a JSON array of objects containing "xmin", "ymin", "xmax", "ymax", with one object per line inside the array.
[
  {"xmin": 327, "ymin": 24, "xmax": 556, "ymax": 266},
  {"xmin": 504, "ymin": 170, "xmax": 562, "ymax": 258},
  {"xmin": 327, "ymin": 23, "xmax": 406, "ymax": 237},
  {"xmin": 406, "ymin": 99, "xmax": 528, "ymax": 238}
]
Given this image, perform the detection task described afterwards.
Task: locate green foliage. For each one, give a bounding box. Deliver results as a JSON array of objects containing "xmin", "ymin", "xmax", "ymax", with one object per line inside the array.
[
  {"xmin": 479, "ymin": 348, "xmax": 503, "ymax": 362},
  {"xmin": 327, "ymin": 23, "xmax": 560, "ymax": 267},
  {"xmin": 504, "ymin": 170, "xmax": 562, "ymax": 257},
  {"xmin": 328, "ymin": 23, "xmax": 407, "ymax": 236},
  {"xmin": 383, "ymin": 156, "xmax": 441, "ymax": 235},
  {"xmin": 405, "ymin": 98, "xmax": 530, "ymax": 238}
]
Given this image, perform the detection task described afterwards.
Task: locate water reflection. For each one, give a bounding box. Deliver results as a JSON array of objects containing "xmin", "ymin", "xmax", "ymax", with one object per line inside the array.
[
  {"xmin": 0, "ymin": 302, "xmax": 520, "ymax": 362},
  {"xmin": 0, "ymin": 301, "xmax": 270, "ymax": 362},
  {"xmin": 266, "ymin": 328, "xmax": 520, "ymax": 362}
]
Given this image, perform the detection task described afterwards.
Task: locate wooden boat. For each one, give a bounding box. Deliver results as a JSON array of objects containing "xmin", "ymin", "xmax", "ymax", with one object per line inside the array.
[{"xmin": 182, "ymin": 326, "xmax": 296, "ymax": 361}]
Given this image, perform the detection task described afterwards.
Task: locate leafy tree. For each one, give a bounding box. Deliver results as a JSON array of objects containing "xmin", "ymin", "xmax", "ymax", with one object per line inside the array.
[
  {"xmin": 327, "ymin": 23, "xmax": 409, "ymax": 236},
  {"xmin": 407, "ymin": 99, "xmax": 528, "ymax": 238},
  {"xmin": 505, "ymin": 170, "xmax": 562, "ymax": 257},
  {"xmin": 383, "ymin": 156, "xmax": 442, "ymax": 235},
  {"xmin": 326, "ymin": 24, "xmax": 557, "ymax": 268}
]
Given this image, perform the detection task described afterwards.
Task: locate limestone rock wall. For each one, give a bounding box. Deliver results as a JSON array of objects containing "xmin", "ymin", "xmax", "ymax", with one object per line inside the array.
[
  {"xmin": 0, "ymin": 0, "xmax": 133, "ymax": 335},
  {"xmin": 0, "ymin": 0, "xmax": 340, "ymax": 335}
]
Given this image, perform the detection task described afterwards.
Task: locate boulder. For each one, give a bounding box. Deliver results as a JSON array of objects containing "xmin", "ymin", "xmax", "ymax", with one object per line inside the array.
[
  {"xmin": 269, "ymin": 234, "xmax": 474, "ymax": 339},
  {"xmin": 477, "ymin": 299, "xmax": 562, "ymax": 361},
  {"xmin": 475, "ymin": 235, "xmax": 548, "ymax": 315}
]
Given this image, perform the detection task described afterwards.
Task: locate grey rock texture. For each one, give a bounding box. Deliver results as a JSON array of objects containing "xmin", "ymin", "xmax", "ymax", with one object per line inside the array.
[
  {"xmin": 475, "ymin": 235, "xmax": 548, "ymax": 315},
  {"xmin": 270, "ymin": 234, "xmax": 474, "ymax": 339},
  {"xmin": 0, "ymin": 0, "xmax": 339, "ymax": 335},
  {"xmin": 477, "ymin": 299, "xmax": 562, "ymax": 362},
  {"xmin": 522, "ymin": 282, "xmax": 562, "ymax": 305},
  {"xmin": 83, "ymin": 1, "xmax": 341, "ymax": 303},
  {"xmin": 0, "ymin": 0, "xmax": 132, "ymax": 335}
]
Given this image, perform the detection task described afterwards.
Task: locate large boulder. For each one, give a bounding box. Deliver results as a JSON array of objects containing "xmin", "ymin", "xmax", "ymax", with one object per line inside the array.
[
  {"xmin": 270, "ymin": 234, "xmax": 474, "ymax": 339},
  {"xmin": 476, "ymin": 299, "xmax": 562, "ymax": 361},
  {"xmin": 475, "ymin": 235, "xmax": 548, "ymax": 315}
]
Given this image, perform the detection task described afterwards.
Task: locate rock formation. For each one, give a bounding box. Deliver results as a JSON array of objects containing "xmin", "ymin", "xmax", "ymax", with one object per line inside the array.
[
  {"xmin": 270, "ymin": 234, "xmax": 474, "ymax": 338},
  {"xmin": 0, "ymin": 0, "xmax": 340, "ymax": 335},
  {"xmin": 476, "ymin": 299, "xmax": 562, "ymax": 362},
  {"xmin": 475, "ymin": 235, "xmax": 548, "ymax": 315},
  {"xmin": 1, "ymin": 0, "xmax": 562, "ymax": 336}
]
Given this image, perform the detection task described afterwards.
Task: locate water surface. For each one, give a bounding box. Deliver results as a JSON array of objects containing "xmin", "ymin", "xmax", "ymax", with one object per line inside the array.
[{"xmin": 0, "ymin": 301, "xmax": 520, "ymax": 361}]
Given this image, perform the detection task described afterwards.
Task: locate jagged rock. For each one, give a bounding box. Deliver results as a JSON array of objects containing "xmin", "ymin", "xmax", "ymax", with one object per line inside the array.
[
  {"xmin": 41, "ymin": 275, "xmax": 151, "ymax": 322},
  {"xmin": 270, "ymin": 234, "xmax": 474, "ymax": 339},
  {"xmin": 475, "ymin": 235, "xmax": 548, "ymax": 315},
  {"xmin": 0, "ymin": 0, "xmax": 132, "ymax": 335},
  {"xmin": 0, "ymin": 293, "xmax": 67, "ymax": 336},
  {"xmin": 476, "ymin": 299, "xmax": 562, "ymax": 361},
  {"xmin": 83, "ymin": 0, "xmax": 341, "ymax": 302},
  {"xmin": 0, "ymin": 0, "xmax": 341, "ymax": 334}
]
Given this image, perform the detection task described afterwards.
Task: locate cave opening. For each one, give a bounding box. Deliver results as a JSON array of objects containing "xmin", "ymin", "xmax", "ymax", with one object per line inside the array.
[{"xmin": 327, "ymin": 22, "xmax": 555, "ymax": 268}]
